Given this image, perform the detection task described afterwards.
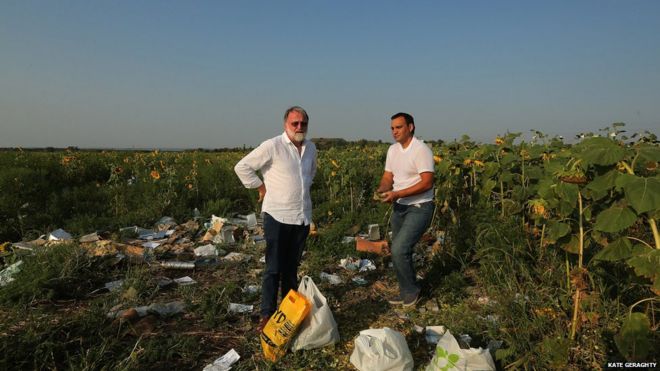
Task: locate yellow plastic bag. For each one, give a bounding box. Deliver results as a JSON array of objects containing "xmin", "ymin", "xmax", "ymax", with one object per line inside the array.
[{"xmin": 260, "ymin": 289, "xmax": 312, "ymax": 362}]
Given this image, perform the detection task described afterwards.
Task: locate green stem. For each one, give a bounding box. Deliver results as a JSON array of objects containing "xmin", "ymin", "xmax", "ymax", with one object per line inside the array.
[
  {"xmin": 629, "ymin": 297, "xmax": 660, "ymax": 316},
  {"xmin": 625, "ymin": 236, "xmax": 653, "ymax": 249},
  {"xmin": 649, "ymin": 218, "xmax": 660, "ymax": 249},
  {"xmin": 578, "ymin": 191, "xmax": 584, "ymax": 269},
  {"xmin": 521, "ymin": 156, "xmax": 526, "ymax": 229},
  {"xmin": 350, "ymin": 183, "xmax": 354, "ymax": 213},
  {"xmin": 630, "ymin": 151, "xmax": 641, "ymax": 172},
  {"xmin": 540, "ymin": 223, "xmax": 546, "ymax": 251},
  {"xmin": 500, "ymin": 179, "xmax": 505, "ymax": 217},
  {"xmin": 571, "ymin": 191, "xmax": 585, "ymax": 341},
  {"xmin": 570, "ymin": 288, "xmax": 581, "ymax": 341},
  {"xmin": 565, "ymin": 252, "xmax": 570, "ymax": 290}
]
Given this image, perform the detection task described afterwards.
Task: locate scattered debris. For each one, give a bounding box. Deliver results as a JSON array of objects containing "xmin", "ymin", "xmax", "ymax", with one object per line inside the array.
[
  {"xmin": 424, "ymin": 326, "xmax": 447, "ymax": 345},
  {"xmin": 173, "ymin": 276, "xmax": 196, "ymax": 286},
  {"xmin": 246, "ymin": 213, "xmax": 257, "ymax": 229},
  {"xmin": 352, "ymin": 276, "xmax": 368, "ymax": 285},
  {"xmin": 359, "ymin": 259, "xmax": 376, "ymax": 272},
  {"xmin": 108, "ymin": 301, "xmax": 185, "ymax": 319},
  {"xmin": 202, "ymin": 348, "xmax": 240, "ymax": 371},
  {"xmin": 104, "ymin": 279, "xmax": 124, "ymax": 292},
  {"xmin": 160, "ymin": 261, "xmax": 195, "ymax": 269},
  {"xmin": 319, "ymin": 272, "xmax": 343, "ymax": 285},
  {"xmin": 194, "ymin": 244, "xmax": 218, "ymax": 257},
  {"xmin": 201, "ymin": 215, "xmax": 226, "ymax": 242},
  {"xmin": 477, "ymin": 296, "xmax": 495, "ymax": 305},
  {"xmin": 241, "ymin": 284, "xmax": 260, "ymax": 294},
  {"xmin": 220, "ymin": 227, "xmax": 235, "ymax": 244},
  {"xmin": 148, "ymin": 301, "xmax": 185, "ymax": 317},
  {"xmin": 426, "ymin": 329, "xmax": 495, "ymax": 371},
  {"xmin": 339, "ymin": 256, "xmax": 360, "ymax": 270},
  {"xmin": 79, "ymin": 232, "xmax": 101, "ymax": 243},
  {"xmin": 139, "ymin": 230, "xmax": 168, "ymax": 241},
  {"xmin": 48, "ymin": 228, "xmax": 72, "ymax": 242},
  {"xmin": 487, "ymin": 340, "xmax": 504, "ymax": 352},
  {"xmin": 350, "ymin": 327, "xmax": 414, "ymax": 371},
  {"xmin": 142, "ymin": 241, "xmax": 161, "ymax": 249},
  {"xmin": 10, "ymin": 241, "xmax": 37, "ymax": 251},
  {"xmin": 0, "ymin": 260, "xmax": 23, "ymax": 287},
  {"xmin": 252, "ymin": 235, "xmax": 265, "ymax": 247},
  {"xmin": 341, "ymin": 236, "xmax": 355, "ymax": 244},
  {"xmin": 458, "ymin": 333, "xmax": 472, "ymax": 347},
  {"xmin": 478, "ymin": 314, "xmax": 499, "ymax": 325},
  {"xmin": 155, "ymin": 216, "xmax": 177, "ymax": 231},
  {"xmin": 222, "ymin": 252, "xmax": 250, "ymax": 263},
  {"xmin": 367, "ymin": 224, "xmax": 380, "ymax": 240},
  {"xmin": 228, "ymin": 303, "xmax": 253, "ymax": 314},
  {"xmin": 340, "ymin": 257, "xmax": 376, "ymax": 272},
  {"xmin": 356, "ymin": 237, "xmax": 390, "ymax": 255},
  {"xmin": 157, "ymin": 277, "xmax": 174, "ymax": 288}
]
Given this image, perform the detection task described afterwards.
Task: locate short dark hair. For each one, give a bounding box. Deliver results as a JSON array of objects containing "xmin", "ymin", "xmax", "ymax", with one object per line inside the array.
[
  {"xmin": 284, "ymin": 106, "xmax": 309, "ymax": 123},
  {"xmin": 391, "ymin": 112, "xmax": 415, "ymax": 135}
]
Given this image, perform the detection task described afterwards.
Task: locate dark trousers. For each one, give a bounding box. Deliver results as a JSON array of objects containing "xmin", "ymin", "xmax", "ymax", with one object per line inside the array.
[{"xmin": 261, "ymin": 213, "xmax": 310, "ymax": 317}]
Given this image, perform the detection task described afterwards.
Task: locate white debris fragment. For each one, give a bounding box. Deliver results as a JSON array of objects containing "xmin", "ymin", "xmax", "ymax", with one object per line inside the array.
[
  {"xmin": 228, "ymin": 303, "xmax": 253, "ymax": 314},
  {"xmin": 174, "ymin": 276, "xmax": 196, "ymax": 285},
  {"xmin": 202, "ymin": 348, "xmax": 240, "ymax": 371},
  {"xmin": 319, "ymin": 272, "xmax": 343, "ymax": 285},
  {"xmin": 425, "ymin": 326, "xmax": 447, "ymax": 344},
  {"xmin": 194, "ymin": 244, "xmax": 218, "ymax": 257}
]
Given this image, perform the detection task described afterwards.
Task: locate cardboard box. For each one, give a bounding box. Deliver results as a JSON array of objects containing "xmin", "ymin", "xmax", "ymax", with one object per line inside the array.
[{"xmin": 356, "ymin": 236, "xmax": 390, "ymax": 255}]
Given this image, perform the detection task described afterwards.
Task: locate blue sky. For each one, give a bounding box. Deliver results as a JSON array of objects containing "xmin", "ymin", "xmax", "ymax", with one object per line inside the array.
[{"xmin": 1, "ymin": 1, "xmax": 659, "ymax": 148}]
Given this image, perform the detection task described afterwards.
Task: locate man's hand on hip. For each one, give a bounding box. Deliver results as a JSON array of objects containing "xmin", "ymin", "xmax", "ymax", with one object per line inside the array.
[{"xmin": 257, "ymin": 184, "xmax": 267, "ymax": 202}]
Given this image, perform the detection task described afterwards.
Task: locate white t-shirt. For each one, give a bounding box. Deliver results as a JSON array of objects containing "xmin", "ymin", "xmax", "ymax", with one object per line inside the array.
[{"xmin": 384, "ymin": 136, "xmax": 435, "ymax": 205}]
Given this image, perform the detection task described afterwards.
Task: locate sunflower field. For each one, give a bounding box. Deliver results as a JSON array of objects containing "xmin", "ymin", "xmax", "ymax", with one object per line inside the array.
[{"xmin": 0, "ymin": 125, "xmax": 658, "ymax": 370}]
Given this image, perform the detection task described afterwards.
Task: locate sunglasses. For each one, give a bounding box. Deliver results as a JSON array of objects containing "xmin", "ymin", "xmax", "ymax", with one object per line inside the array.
[{"xmin": 289, "ymin": 121, "xmax": 308, "ymax": 128}]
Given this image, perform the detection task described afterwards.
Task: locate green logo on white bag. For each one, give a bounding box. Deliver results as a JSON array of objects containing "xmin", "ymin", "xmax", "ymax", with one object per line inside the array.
[{"xmin": 432, "ymin": 347, "xmax": 460, "ymax": 370}]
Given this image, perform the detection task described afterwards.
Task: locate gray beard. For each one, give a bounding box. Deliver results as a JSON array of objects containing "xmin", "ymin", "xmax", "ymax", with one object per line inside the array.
[{"xmin": 293, "ymin": 132, "xmax": 306, "ymax": 142}]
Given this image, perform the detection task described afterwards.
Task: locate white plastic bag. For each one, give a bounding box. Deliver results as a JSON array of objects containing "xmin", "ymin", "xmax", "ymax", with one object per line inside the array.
[
  {"xmin": 290, "ymin": 276, "xmax": 340, "ymax": 351},
  {"xmin": 350, "ymin": 327, "xmax": 414, "ymax": 371},
  {"xmin": 426, "ymin": 329, "xmax": 495, "ymax": 371}
]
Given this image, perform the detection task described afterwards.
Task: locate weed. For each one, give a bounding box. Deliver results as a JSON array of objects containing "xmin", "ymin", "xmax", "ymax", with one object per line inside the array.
[{"xmin": 0, "ymin": 243, "xmax": 111, "ymax": 305}]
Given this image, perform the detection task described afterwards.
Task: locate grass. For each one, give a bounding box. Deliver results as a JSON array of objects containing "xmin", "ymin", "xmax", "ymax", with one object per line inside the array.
[{"xmin": 1, "ymin": 205, "xmax": 657, "ymax": 369}]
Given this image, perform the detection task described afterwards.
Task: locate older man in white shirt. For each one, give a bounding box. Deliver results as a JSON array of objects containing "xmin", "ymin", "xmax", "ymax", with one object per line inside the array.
[{"xmin": 234, "ymin": 106, "xmax": 317, "ymax": 332}]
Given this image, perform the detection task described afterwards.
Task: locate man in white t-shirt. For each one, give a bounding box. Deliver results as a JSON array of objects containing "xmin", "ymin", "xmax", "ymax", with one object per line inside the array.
[
  {"xmin": 376, "ymin": 112, "xmax": 435, "ymax": 307},
  {"xmin": 234, "ymin": 106, "xmax": 317, "ymax": 332}
]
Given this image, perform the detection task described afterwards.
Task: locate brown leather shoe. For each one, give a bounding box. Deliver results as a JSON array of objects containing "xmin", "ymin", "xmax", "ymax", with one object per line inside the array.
[{"xmin": 256, "ymin": 316, "xmax": 269, "ymax": 333}]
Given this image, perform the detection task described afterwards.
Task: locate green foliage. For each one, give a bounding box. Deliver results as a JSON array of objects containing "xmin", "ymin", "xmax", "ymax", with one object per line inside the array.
[
  {"xmin": 576, "ymin": 137, "xmax": 626, "ymax": 166},
  {"xmin": 0, "ymin": 243, "xmax": 111, "ymax": 304},
  {"xmin": 594, "ymin": 205, "xmax": 638, "ymax": 233},
  {"xmin": 622, "ymin": 176, "xmax": 660, "ymax": 214},
  {"xmin": 0, "ymin": 130, "xmax": 657, "ymax": 369},
  {"xmin": 539, "ymin": 336, "xmax": 569, "ymax": 369},
  {"xmin": 626, "ymin": 249, "xmax": 660, "ymax": 290},
  {"xmin": 614, "ymin": 313, "xmax": 652, "ymax": 360},
  {"xmin": 195, "ymin": 283, "xmax": 232, "ymax": 329},
  {"xmin": 545, "ymin": 221, "xmax": 571, "ymax": 242},
  {"xmin": 592, "ymin": 238, "xmax": 635, "ymax": 261}
]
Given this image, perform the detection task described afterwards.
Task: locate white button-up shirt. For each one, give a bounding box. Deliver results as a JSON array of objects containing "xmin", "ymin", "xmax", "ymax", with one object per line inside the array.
[{"xmin": 234, "ymin": 132, "xmax": 317, "ymax": 225}]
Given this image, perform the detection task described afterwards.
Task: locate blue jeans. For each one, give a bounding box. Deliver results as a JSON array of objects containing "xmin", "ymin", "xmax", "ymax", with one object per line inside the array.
[
  {"xmin": 261, "ymin": 213, "xmax": 309, "ymax": 317},
  {"xmin": 391, "ymin": 201, "xmax": 434, "ymax": 301}
]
